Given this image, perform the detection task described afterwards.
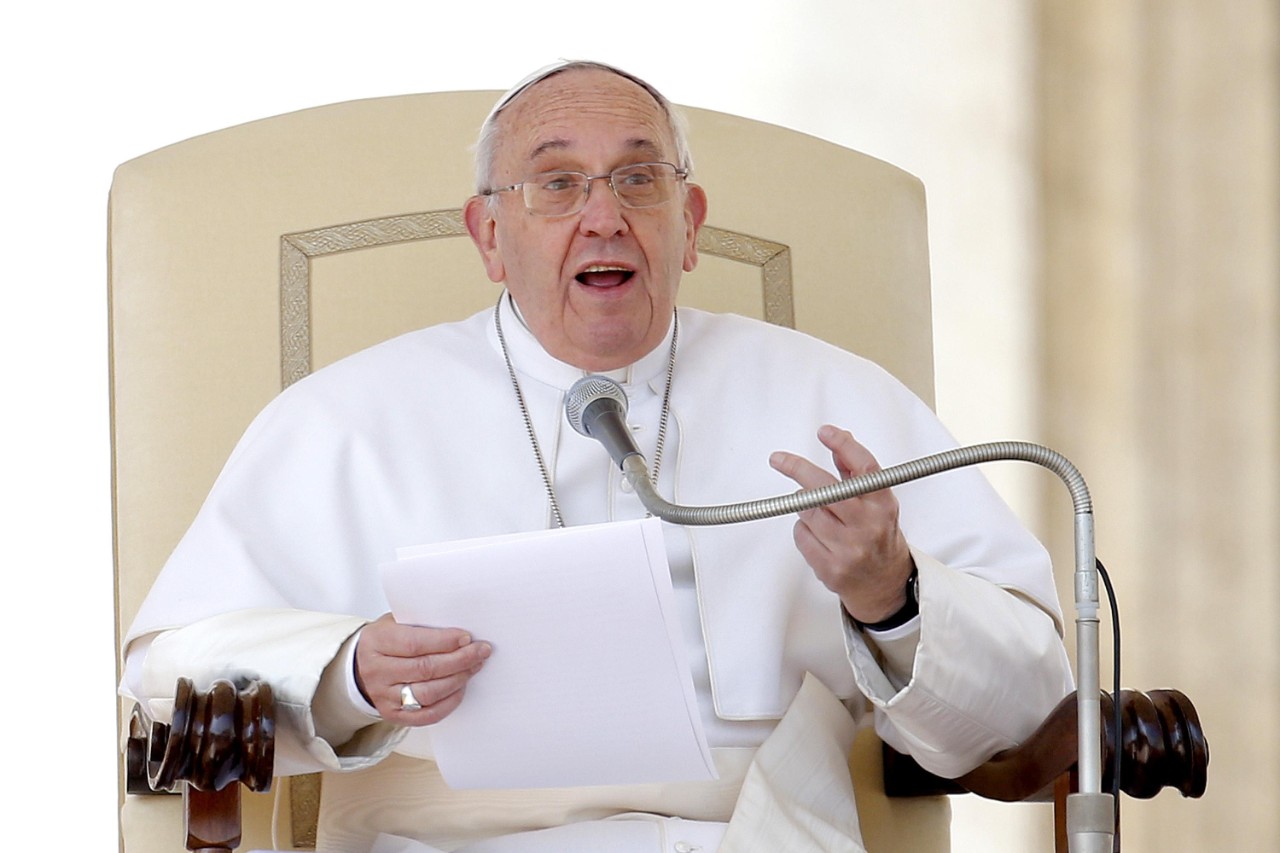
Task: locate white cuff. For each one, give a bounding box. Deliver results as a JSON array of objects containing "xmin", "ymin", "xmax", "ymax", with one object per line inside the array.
[{"xmin": 343, "ymin": 627, "xmax": 381, "ymax": 718}]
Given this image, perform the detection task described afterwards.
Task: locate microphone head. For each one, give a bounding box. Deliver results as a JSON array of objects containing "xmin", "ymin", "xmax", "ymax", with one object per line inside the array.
[{"xmin": 565, "ymin": 375, "xmax": 629, "ymax": 437}]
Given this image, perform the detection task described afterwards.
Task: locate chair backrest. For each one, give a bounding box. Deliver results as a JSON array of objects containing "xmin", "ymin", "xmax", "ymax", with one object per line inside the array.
[{"xmin": 111, "ymin": 89, "xmax": 947, "ymax": 852}]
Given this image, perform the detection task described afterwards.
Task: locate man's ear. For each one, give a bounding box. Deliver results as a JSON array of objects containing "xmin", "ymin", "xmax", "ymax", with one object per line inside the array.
[
  {"xmin": 682, "ymin": 184, "xmax": 709, "ymax": 273},
  {"xmin": 464, "ymin": 195, "xmax": 506, "ymax": 283}
]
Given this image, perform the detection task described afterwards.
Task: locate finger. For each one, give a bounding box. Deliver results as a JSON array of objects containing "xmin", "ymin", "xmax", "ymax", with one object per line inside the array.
[
  {"xmin": 791, "ymin": 513, "xmax": 836, "ymax": 566},
  {"xmin": 384, "ymin": 652, "xmax": 489, "ymax": 722},
  {"xmin": 371, "ymin": 620, "xmax": 479, "ymax": 659},
  {"xmin": 398, "ymin": 668, "xmax": 473, "ymax": 714},
  {"xmin": 815, "ymin": 426, "xmax": 903, "ymax": 525},
  {"xmin": 816, "ymin": 425, "xmax": 881, "ymax": 480},
  {"xmin": 404, "ymin": 683, "xmax": 469, "ymax": 726},
  {"xmin": 362, "ymin": 619, "xmax": 491, "ymax": 677},
  {"xmin": 356, "ymin": 617, "xmax": 491, "ymax": 705},
  {"xmin": 769, "ymin": 449, "xmax": 839, "ymax": 492},
  {"xmin": 769, "ymin": 426, "xmax": 882, "ymax": 489},
  {"xmin": 404, "ymin": 638, "xmax": 492, "ymax": 684},
  {"xmin": 771, "ymin": 449, "xmax": 861, "ymax": 538},
  {"xmin": 773, "ymin": 438, "xmax": 885, "ymax": 525}
]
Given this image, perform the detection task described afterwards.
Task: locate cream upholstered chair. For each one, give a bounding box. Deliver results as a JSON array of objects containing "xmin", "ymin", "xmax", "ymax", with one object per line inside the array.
[{"xmin": 111, "ymin": 90, "xmax": 948, "ymax": 851}]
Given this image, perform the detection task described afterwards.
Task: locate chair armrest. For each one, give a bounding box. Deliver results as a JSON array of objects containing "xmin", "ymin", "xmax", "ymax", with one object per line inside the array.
[
  {"xmin": 126, "ymin": 678, "xmax": 276, "ymax": 852},
  {"xmin": 883, "ymin": 688, "xmax": 1209, "ymax": 803}
]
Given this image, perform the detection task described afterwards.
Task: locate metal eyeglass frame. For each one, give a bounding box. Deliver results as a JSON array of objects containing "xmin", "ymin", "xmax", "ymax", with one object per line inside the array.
[{"xmin": 480, "ymin": 161, "xmax": 689, "ymax": 217}]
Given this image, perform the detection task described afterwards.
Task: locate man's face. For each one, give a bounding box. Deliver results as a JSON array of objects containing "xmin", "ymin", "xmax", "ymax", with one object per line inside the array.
[{"xmin": 464, "ymin": 68, "xmax": 708, "ymax": 372}]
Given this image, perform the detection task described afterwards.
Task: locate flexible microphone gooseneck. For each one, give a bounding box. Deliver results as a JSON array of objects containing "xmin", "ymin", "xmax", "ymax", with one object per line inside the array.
[{"xmin": 564, "ymin": 374, "xmax": 1115, "ymax": 853}]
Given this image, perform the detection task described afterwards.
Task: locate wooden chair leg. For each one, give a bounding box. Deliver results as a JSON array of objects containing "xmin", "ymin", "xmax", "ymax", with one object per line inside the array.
[
  {"xmin": 1053, "ymin": 773, "xmax": 1071, "ymax": 853},
  {"xmin": 185, "ymin": 783, "xmax": 242, "ymax": 852}
]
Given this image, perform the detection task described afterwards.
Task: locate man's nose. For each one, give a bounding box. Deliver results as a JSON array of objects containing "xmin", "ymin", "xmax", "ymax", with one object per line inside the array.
[{"xmin": 578, "ymin": 176, "xmax": 628, "ymax": 236}]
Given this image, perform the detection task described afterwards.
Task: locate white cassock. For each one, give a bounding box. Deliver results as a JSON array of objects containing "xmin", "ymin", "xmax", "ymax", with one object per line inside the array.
[{"xmin": 123, "ymin": 294, "xmax": 1073, "ymax": 852}]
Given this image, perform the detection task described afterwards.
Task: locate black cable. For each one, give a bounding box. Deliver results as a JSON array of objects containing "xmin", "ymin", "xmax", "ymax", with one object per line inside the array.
[{"xmin": 1096, "ymin": 557, "xmax": 1122, "ymax": 850}]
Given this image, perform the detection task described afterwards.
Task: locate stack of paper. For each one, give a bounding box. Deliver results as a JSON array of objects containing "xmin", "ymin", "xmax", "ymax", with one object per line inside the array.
[{"xmin": 380, "ymin": 517, "xmax": 716, "ymax": 790}]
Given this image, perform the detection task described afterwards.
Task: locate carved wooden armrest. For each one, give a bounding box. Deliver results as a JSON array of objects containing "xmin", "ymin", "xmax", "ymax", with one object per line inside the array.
[
  {"xmin": 126, "ymin": 678, "xmax": 275, "ymax": 852},
  {"xmin": 128, "ymin": 682, "xmax": 1208, "ymax": 852},
  {"xmin": 883, "ymin": 688, "xmax": 1209, "ymax": 851}
]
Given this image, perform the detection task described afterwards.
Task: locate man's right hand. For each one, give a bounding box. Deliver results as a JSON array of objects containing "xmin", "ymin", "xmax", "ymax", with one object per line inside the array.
[{"xmin": 355, "ymin": 613, "xmax": 492, "ymax": 725}]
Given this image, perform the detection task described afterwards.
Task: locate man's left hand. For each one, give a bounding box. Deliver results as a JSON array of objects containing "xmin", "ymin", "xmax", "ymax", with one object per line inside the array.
[{"xmin": 769, "ymin": 425, "xmax": 915, "ymax": 623}]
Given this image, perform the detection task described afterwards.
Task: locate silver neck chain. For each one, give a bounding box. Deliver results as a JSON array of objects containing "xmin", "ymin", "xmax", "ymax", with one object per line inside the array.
[{"xmin": 493, "ymin": 295, "xmax": 678, "ymax": 529}]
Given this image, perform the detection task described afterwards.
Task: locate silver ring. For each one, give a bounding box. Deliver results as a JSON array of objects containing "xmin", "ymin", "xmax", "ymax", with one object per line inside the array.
[{"xmin": 399, "ymin": 683, "xmax": 423, "ymax": 712}]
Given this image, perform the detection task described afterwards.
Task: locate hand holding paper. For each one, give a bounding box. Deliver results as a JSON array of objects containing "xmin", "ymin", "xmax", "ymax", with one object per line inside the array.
[
  {"xmin": 381, "ymin": 518, "xmax": 716, "ymax": 789},
  {"xmin": 355, "ymin": 614, "xmax": 492, "ymax": 723}
]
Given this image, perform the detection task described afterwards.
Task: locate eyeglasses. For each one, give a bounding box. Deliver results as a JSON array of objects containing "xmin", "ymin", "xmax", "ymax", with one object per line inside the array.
[{"xmin": 481, "ymin": 162, "xmax": 688, "ymax": 217}]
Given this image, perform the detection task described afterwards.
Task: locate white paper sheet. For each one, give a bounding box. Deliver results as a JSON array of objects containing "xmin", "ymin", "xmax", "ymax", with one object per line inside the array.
[{"xmin": 381, "ymin": 517, "xmax": 716, "ymax": 789}]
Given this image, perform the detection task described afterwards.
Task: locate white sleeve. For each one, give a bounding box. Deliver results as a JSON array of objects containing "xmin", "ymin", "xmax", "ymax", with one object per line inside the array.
[
  {"xmin": 844, "ymin": 548, "xmax": 1074, "ymax": 779},
  {"xmin": 857, "ymin": 617, "xmax": 921, "ymax": 694},
  {"xmin": 121, "ymin": 608, "xmax": 406, "ymax": 776},
  {"xmin": 313, "ymin": 628, "xmax": 384, "ymax": 746}
]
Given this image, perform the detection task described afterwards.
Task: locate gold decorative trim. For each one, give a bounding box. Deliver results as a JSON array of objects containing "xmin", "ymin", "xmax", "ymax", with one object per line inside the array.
[
  {"xmin": 280, "ymin": 210, "xmax": 467, "ymax": 387},
  {"xmin": 696, "ymin": 225, "xmax": 793, "ymax": 328},
  {"xmin": 279, "ymin": 213, "xmax": 792, "ymax": 388},
  {"xmin": 288, "ymin": 773, "xmax": 322, "ymax": 849}
]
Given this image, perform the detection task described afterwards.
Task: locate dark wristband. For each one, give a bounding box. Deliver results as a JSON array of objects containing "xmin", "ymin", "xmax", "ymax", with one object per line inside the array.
[{"xmin": 851, "ymin": 564, "xmax": 920, "ymax": 632}]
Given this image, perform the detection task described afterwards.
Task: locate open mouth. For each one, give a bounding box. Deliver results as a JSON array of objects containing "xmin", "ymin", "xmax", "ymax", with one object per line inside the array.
[{"xmin": 575, "ymin": 265, "xmax": 635, "ymax": 288}]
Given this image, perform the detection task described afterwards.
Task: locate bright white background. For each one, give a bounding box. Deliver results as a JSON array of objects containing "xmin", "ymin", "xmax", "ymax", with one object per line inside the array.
[{"xmin": 2, "ymin": 1, "xmax": 1046, "ymax": 847}]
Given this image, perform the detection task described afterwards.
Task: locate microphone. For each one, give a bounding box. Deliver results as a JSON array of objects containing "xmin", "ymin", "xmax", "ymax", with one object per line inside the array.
[
  {"xmin": 565, "ymin": 375, "xmax": 645, "ymax": 468},
  {"xmin": 563, "ymin": 373, "xmax": 1114, "ymax": 852}
]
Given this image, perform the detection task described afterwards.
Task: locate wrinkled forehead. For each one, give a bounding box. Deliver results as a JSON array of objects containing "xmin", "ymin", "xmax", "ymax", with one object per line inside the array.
[{"xmin": 492, "ymin": 69, "xmax": 678, "ymax": 177}]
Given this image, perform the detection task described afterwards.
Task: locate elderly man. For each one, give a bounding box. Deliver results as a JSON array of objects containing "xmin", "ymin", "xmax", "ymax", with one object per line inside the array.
[{"xmin": 124, "ymin": 61, "xmax": 1072, "ymax": 852}]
